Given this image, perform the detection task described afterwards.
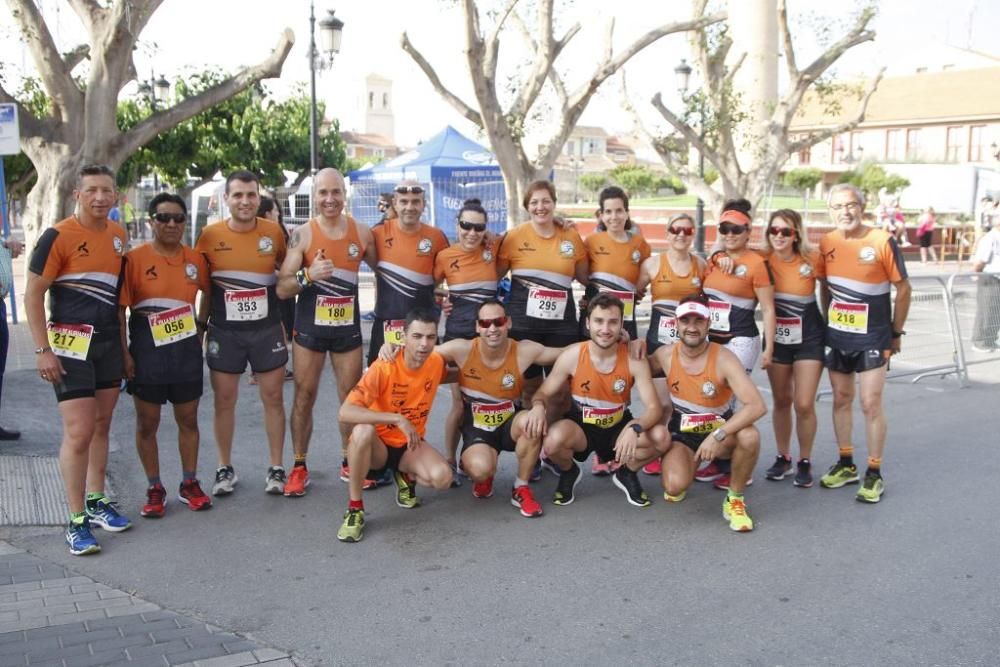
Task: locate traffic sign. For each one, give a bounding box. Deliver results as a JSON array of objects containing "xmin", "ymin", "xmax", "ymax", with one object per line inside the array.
[{"xmin": 0, "ymin": 104, "xmax": 21, "ymax": 155}]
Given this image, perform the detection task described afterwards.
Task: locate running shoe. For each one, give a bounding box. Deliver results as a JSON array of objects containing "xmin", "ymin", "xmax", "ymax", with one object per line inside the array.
[
  {"xmin": 511, "ymin": 485, "xmax": 543, "ymax": 517},
  {"xmin": 472, "ymin": 475, "xmax": 494, "ymax": 499},
  {"xmin": 337, "ymin": 508, "xmax": 365, "ymax": 543},
  {"xmin": 591, "ymin": 457, "xmax": 612, "ymax": 476},
  {"xmin": 722, "ymin": 494, "xmax": 754, "ymax": 532},
  {"xmin": 448, "ymin": 460, "xmax": 463, "ymax": 488},
  {"xmin": 284, "ymin": 466, "xmax": 310, "ymax": 497},
  {"xmin": 764, "ymin": 455, "xmax": 793, "ymax": 481},
  {"xmin": 855, "ymin": 473, "xmax": 884, "ymax": 503},
  {"xmin": 819, "ymin": 462, "xmax": 859, "ymax": 489},
  {"xmin": 141, "ymin": 483, "xmax": 166, "ymax": 518},
  {"xmin": 694, "ymin": 461, "xmax": 724, "ymax": 482},
  {"xmin": 394, "ymin": 471, "xmax": 421, "ymax": 509},
  {"xmin": 212, "ymin": 466, "xmax": 238, "ymax": 496},
  {"xmin": 540, "ymin": 454, "xmax": 562, "ymax": 477},
  {"xmin": 712, "ymin": 473, "xmax": 753, "ymax": 491},
  {"xmin": 641, "ymin": 457, "xmax": 662, "ymax": 476},
  {"xmin": 85, "ymin": 498, "xmax": 132, "ymax": 532},
  {"xmin": 663, "ymin": 489, "xmax": 687, "ymax": 503},
  {"xmin": 340, "ymin": 462, "xmax": 379, "ymax": 490},
  {"xmin": 529, "ymin": 460, "xmax": 542, "ymax": 482},
  {"xmin": 793, "ymin": 459, "xmax": 813, "ymax": 488},
  {"xmin": 612, "ymin": 466, "xmax": 651, "ymax": 507},
  {"xmin": 178, "ymin": 479, "xmax": 212, "ymax": 511},
  {"xmin": 65, "ymin": 519, "xmax": 101, "ymax": 556},
  {"xmin": 553, "ymin": 461, "xmax": 582, "ymax": 506},
  {"xmin": 373, "ymin": 469, "xmax": 394, "ymax": 488},
  {"xmin": 265, "ymin": 466, "xmax": 287, "ymax": 495}
]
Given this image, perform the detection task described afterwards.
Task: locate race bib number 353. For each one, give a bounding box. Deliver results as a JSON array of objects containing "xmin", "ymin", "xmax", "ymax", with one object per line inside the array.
[
  {"xmin": 47, "ymin": 322, "xmax": 94, "ymax": 360},
  {"xmin": 224, "ymin": 288, "xmax": 268, "ymax": 321},
  {"xmin": 148, "ymin": 305, "xmax": 196, "ymax": 347}
]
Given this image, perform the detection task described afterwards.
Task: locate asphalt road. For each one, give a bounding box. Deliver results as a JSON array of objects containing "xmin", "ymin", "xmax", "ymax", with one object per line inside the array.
[{"xmin": 2, "ymin": 355, "xmax": 998, "ymax": 666}]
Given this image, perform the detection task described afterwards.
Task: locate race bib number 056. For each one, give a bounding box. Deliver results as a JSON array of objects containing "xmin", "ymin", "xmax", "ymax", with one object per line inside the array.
[{"xmin": 148, "ymin": 305, "xmax": 196, "ymax": 347}]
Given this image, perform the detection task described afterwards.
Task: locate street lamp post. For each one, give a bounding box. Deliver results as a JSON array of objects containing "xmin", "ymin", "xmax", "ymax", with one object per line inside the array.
[
  {"xmin": 674, "ymin": 58, "xmax": 707, "ymax": 254},
  {"xmin": 138, "ymin": 73, "xmax": 171, "ymax": 240},
  {"xmin": 309, "ymin": 3, "xmax": 344, "ymax": 177}
]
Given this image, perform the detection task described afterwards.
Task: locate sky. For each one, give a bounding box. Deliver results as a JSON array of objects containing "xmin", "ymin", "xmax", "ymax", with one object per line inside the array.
[{"xmin": 2, "ymin": 0, "xmax": 999, "ymax": 151}]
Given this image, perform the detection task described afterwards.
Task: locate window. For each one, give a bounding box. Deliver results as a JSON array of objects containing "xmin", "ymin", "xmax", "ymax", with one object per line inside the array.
[
  {"xmin": 832, "ymin": 134, "xmax": 846, "ymax": 162},
  {"xmin": 796, "ymin": 134, "xmax": 811, "ymax": 165},
  {"xmin": 946, "ymin": 126, "xmax": 965, "ymax": 162},
  {"xmin": 885, "ymin": 129, "xmax": 902, "ymax": 161},
  {"xmin": 368, "ymin": 92, "xmax": 374, "ymax": 109},
  {"xmin": 382, "ymin": 93, "xmax": 389, "ymax": 109},
  {"xmin": 969, "ymin": 125, "xmax": 985, "ymax": 161},
  {"xmin": 906, "ymin": 128, "xmax": 921, "ymax": 160}
]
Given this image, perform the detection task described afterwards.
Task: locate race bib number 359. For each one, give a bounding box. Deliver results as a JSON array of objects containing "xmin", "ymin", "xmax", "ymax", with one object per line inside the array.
[
  {"xmin": 527, "ymin": 288, "xmax": 568, "ymax": 320},
  {"xmin": 148, "ymin": 305, "xmax": 196, "ymax": 347},
  {"xmin": 775, "ymin": 316, "xmax": 803, "ymax": 345},
  {"xmin": 47, "ymin": 322, "xmax": 94, "ymax": 360},
  {"xmin": 224, "ymin": 288, "xmax": 268, "ymax": 321}
]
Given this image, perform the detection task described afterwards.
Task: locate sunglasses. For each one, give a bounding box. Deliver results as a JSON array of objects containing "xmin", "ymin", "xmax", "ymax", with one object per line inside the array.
[
  {"xmin": 459, "ymin": 221, "xmax": 487, "ymax": 232},
  {"xmin": 718, "ymin": 223, "xmax": 748, "ymax": 236},
  {"xmin": 394, "ymin": 185, "xmax": 424, "ymax": 195},
  {"xmin": 768, "ymin": 226, "xmax": 795, "ymax": 238},
  {"xmin": 152, "ymin": 212, "xmax": 186, "ymax": 224},
  {"xmin": 477, "ymin": 316, "xmax": 508, "ymax": 329},
  {"xmin": 668, "ymin": 225, "xmax": 695, "ymax": 237}
]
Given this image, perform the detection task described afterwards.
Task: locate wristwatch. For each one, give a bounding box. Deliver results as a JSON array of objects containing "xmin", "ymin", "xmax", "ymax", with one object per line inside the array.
[
  {"xmin": 713, "ymin": 428, "xmax": 727, "ymax": 442},
  {"xmin": 629, "ymin": 423, "xmax": 643, "ymax": 435},
  {"xmin": 34, "ymin": 346, "xmax": 52, "ymax": 355},
  {"xmin": 891, "ymin": 330, "xmax": 906, "ymax": 339},
  {"xmin": 295, "ymin": 268, "xmax": 311, "ymax": 288}
]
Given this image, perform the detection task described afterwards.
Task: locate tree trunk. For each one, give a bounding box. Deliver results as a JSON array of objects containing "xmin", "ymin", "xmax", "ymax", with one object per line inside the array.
[{"xmin": 23, "ymin": 151, "xmax": 80, "ymax": 250}]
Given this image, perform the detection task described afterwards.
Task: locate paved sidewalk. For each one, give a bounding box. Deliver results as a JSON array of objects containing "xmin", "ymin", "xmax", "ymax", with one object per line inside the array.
[{"xmin": 0, "ymin": 541, "xmax": 296, "ymax": 667}]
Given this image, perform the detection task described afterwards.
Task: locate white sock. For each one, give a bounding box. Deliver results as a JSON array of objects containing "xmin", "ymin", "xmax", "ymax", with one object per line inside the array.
[{"xmin": 514, "ymin": 477, "xmax": 528, "ymax": 488}]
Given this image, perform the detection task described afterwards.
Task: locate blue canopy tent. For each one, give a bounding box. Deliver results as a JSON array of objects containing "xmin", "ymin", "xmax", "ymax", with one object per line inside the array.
[{"xmin": 348, "ymin": 126, "xmax": 507, "ymax": 240}]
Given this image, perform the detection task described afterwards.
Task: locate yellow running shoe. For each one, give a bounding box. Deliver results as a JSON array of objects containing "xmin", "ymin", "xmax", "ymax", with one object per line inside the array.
[
  {"xmin": 855, "ymin": 473, "xmax": 884, "ymax": 503},
  {"xmin": 663, "ymin": 489, "xmax": 687, "ymax": 503},
  {"xmin": 722, "ymin": 494, "xmax": 754, "ymax": 532},
  {"xmin": 337, "ymin": 508, "xmax": 365, "ymax": 542}
]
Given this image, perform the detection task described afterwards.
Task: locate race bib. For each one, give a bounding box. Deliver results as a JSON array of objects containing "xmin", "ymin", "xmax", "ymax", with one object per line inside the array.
[
  {"xmin": 383, "ymin": 319, "xmax": 405, "ymax": 346},
  {"xmin": 582, "ymin": 405, "xmax": 625, "ymax": 429},
  {"xmin": 148, "ymin": 305, "xmax": 196, "ymax": 347},
  {"xmin": 47, "ymin": 322, "xmax": 94, "ymax": 360},
  {"xmin": 657, "ymin": 316, "xmax": 679, "ymax": 344},
  {"xmin": 527, "ymin": 288, "xmax": 568, "ymax": 320},
  {"xmin": 315, "ymin": 295, "xmax": 354, "ymax": 327},
  {"xmin": 708, "ymin": 300, "xmax": 731, "ymax": 332},
  {"xmin": 775, "ymin": 316, "xmax": 803, "ymax": 345},
  {"xmin": 828, "ymin": 301, "xmax": 869, "ymax": 335},
  {"xmin": 679, "ymin": 412, "xmax": 726, "ymax": 435},
  {"xmin": 471, "ymin": 400, "xmax": 515, "ymax": 432},
  {"xmin": 224, "ymin": 288, "xmax": 268, "ymax": 321},
  {"xmin": 604, "ymin": 289, "xmax": 635, "ymax": 319}
]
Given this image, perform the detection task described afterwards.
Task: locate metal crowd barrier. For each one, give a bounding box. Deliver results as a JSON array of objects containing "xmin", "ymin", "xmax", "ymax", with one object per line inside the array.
[
  {"xmin": 945, "ymin": 273, "xmax": 1000, "ymax": 382},
  {"xmin": 888, "ymin": 275, "xmax": 965, "ymax": 385}
]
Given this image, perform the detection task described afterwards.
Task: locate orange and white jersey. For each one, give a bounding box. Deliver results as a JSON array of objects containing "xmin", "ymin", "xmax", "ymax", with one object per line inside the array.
[
  {"xmin": 435, "ymin": 241, "xmax": 498, "ymax": 339},
  {"xmin": 295, "ymin": 217, "xmax": 365, "ymax": 338},
  {"xmin": 702, "ymin": 250, "xmax": 772, "ymax": 338},
  {"xmin": 816, "ymin": 228, "xmax": 907, "ymax": 351},
  {"xmin": 569, "ymin": 342, "xmax": 634, "ymax": 429},
  {"xmin": 195, "ymin": 218, "xmax": 287, "ymax": 330},
  {"xmin": 372, "ymin": 218, "xmax": 449, "ymax": 320},
  {"xmin": 666, "ymin": 343, "xmax": 735, "ymax": 433},
  {"xmin": 28, "ymin": 216, "xmax": 127, "ymax": 328}
]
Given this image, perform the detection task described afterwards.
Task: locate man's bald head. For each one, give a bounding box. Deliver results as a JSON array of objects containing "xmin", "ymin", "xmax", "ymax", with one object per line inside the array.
[{"xmin": 313, "ymin": 168, "xmax": 346, "ymax": 221}]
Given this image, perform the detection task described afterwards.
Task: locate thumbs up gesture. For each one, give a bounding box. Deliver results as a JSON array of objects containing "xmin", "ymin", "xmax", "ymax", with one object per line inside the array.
[{"xmin": 308, "ymin": 247, "xmax": 335, "ymax": 282}]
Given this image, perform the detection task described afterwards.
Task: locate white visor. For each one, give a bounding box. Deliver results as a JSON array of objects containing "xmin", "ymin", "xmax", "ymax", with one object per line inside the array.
[{"xmin": 675, "ymin": 301, "xmax": 711, "ymax": 320}]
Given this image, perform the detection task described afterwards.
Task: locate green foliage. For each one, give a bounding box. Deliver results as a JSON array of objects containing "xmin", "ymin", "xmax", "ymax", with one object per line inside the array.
[
  {"xmin": 118, "ymin": 74, "xmax": 347, "ymax": 190},
  {"xmin": 838, "ymin": 163, "xmax": 910, "ymax": 199},
  {"xmin": 578, "ymin": 173, "xmax": 607, "ymax": 198},
  {"xmin": 783, "ymin": 167, "xmax": 824, "ymax": 191},
  {"xmin": 608, "ymin": 165, "xmax": 655, "ymax": 198},
  {"xmin": 703, "ymin": 167, "xmax": 719, "ymax": 186}
]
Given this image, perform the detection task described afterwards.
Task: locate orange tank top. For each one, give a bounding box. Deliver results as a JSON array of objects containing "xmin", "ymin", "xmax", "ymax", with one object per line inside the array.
[
  {"xmin": 570, "ymin": 342, "xmax": 633, "ymax": 429},
  {"xmin": 650, "ymin": 252, "xmax": 705, "ymax": 312},
  {"xmin": 458, "ymin": 339, "xmax": 523, "ymax": 432},
  {"xmin": 667, "ymin": 343, "xmax": 734, "ymax": 416},
  {"xmin": 302, "ymin": 217, "xmax": 364, "ymax": 277}
]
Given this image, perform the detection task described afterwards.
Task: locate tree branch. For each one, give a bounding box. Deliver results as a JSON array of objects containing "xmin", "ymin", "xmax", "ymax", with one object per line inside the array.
[
  {"xmin": 777, "ymin": 0, "xmax": 798, "ymax": 81},
  {"xmin": 401, "ymin": 31, "xmax": 482, "ymax": 127},
  {"xmin": 787, "ymin": 68, "xmax": 884, "ymax": 154},
  {"xmin": 5, "ymin": 0, "xmax": 82, "ymax": 120},
  {"xmin": 116, "ymin": 29, "xmax": 296, "ymax": 159},
  {"xmin": 797, "ymin": 8, "xmax": 875, "ymax": 95},
  {"xmin": 63, "ymin": 44, "xmax": 90, "ymax": 72}
]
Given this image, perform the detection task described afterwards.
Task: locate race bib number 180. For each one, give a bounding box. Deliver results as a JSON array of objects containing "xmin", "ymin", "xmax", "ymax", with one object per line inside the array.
[{"xmin": 315, "ymin": 295, "xmax": 354, "ymax": 327}]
